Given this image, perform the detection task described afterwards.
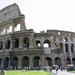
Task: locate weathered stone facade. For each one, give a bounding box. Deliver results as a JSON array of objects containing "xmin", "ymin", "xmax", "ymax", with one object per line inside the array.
[{"xmin": 0, "ymin": 3, "xmax": 75, "ymax": 69}]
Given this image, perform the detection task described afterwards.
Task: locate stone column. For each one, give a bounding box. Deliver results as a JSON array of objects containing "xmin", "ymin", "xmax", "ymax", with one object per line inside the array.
[
  {"xmin": 40, "ymin": 38, "xmax": 44, "ymax": 47},
  {"xmin": 73, "ymin": 37, "xmax": 75, "ymax": 53},
  {"xmin": 52, "ymin": 56, "xmax": 55, "ymax": 65},
  {"xmin": 20, "ymin": 19, "xmax": 26, "ymax": 31},
  {"xmin": 19, "ymin": 36, "xmax": 22, "ymax": 48},
  {"xmin": 3, "ymin": 38, "xmax": 5, "ymax": 51},
  {"xmin": 18, "ymin": 56, "xmax": 22, "ymax": 69},
  {"xmin": 29, "ymin": 55, "xmax": 33, "ymax": 67},
  {"xmin": 1, "ymin": 57, "xmax": 4, "ymax": 69},
  {"xmin": 12, "ymin": 22, "xmax": 15, "ymax": 33},
  {"xmin": 68, "ymin": 37, "xmax": 73, "ymax": 64},
  {"xmin": 29, "ymin": 33, "xmax": 34, "ymax": 48},
  {"xmin": 5, "ymin": 25, "xmax": 7, "ymax": 34},
  {"xmin": 41, "ymin": 55, "xmax": 44, "ymax": 66},
  {"xmin": 62, "ymin": 36, "xmax": 67, "ymax": 66}
]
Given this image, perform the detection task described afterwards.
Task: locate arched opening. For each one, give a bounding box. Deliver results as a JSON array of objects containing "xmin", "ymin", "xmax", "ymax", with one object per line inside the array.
[
  {"xmin": 66, "ymin": 57, "xmax": 71, "ymax": 64},
  {"xmin": 14, "ymin": 38, "xmax": 19, "ymax": 48},
  {"xmin": 5, "ymin": 40, "xmax": 10, "ymax": 49},
  {"xmin": 0, "ymin": 41, "xmax": 3, "ymax": 50},
  {"xmin": 7, "ymin": 24, "xmax": 12, "ymax": 33},
  {"xmin": 14, "ymin": 22, "xmax": 20, "ymax": 31},
  {"xmin": 55, "ymin": 57, "xmax": 61, "ymax": 67},
  {"xmin": 22, "ymin": 56, "xmax": 29, "ymax": 67},
  {"xmin": 36, "ymin": 40, "xmax": 41, "ymax": 47},
  {"xmin": 33, "ymin": 56, "xmax": 40, "ymax": 67},
  {"xmin": 59, "ymin": 43, "xmax": 63, "ymax": 49},
  {"xmin": 4, "ymin": 57, "xmax": 9, "ymax": 69},
  {"xmin": 64, "ymin": 37, "xmax": 68, "ymax": 42},
  {"xmin": 1, "ymin": 27, "xmax": 5, "ymax": 35},
  {"xmin": 65, "ymin": 44, "xmax": 69, "ymax": 52},
  {"xmin": 43, "ymin": 39, "xmax": 51, "ymax": 48},
  {"xmin": 12, "ymin": 56, "xmax": 18, "ymax": 69},
  {"xmin": 23, "ymin": 37, "xmax": 29, "ymax": 47},
  {"xmin": 72, "ymin": 58, "xmax": 75, "ymax": 66},
  {"xmin": 45, "ymin": 57, "xmax": 52, "ymax": 66},
  {"xmin": 71, "ymin": 44, "xmax": 74, "ymax": 52}
]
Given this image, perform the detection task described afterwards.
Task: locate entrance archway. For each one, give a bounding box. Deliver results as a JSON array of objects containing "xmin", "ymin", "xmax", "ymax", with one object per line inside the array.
[
  {"xmin": 66, "ymin": 57, "xmax": 71, "ymax": 64},
  {"xmin": 12, "ymin": 56, "xmax": 18, "ymax": 69},
  {"xmin": 4, "ymin": 57, "xmax": 9, "ymax": 69},
  {"xmin": 55, "ymin": 57, "xmax": 61, "ymax": 67},
  {"xmin": 45, "ymin": 57, "xmax": 52, "ymax": 66},
  {"xmin": 72, "ymin": 58, "xmax": 75, "ymax": 66},
  {"xmin": 33, "ymin": 56, "xmax": 40, "ymax": 67},
  {"xmin": 22, "ymin": 56, "xmax": 29, "ymax": 67}
]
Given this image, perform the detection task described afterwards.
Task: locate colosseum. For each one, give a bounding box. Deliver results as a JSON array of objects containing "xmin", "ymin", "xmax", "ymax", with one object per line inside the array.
[{"xmin": 0, "ymin": 3, "xmax": 75, "ymax": 69}]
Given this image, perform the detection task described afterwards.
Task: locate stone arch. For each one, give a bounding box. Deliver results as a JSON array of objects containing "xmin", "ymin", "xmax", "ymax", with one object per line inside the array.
[
  {"xmin": 4, "ymin": 57, "xmax": 9, "ymax": 69},
  {"xmin": 45, "ymin": 57, "xmax": 52, "ymax": 66},
  {"xmin": 14, "ymin": 38, "xmax": 19, "ymax": 48},
  {"xmin": 71, "ymin": 43, "xmax": 74, "ymax": 52},
  {"xmin": 59, "ymin": 43, "xmax": 63, "ymax": 49},
  {"xmin": 55, "ymin": 57, "xmax": 61, "ymax": 67},
  {"xmin": 0, "ymin": 41, "xmax": 3, "ymax": 50},
  {"xmin": 36, "ymin": 40, "xmax": 41, "ymax": 47},
  {"xmin": 72, "ymin": 58, "xmax": 75, "ymax": 66},
  {"xmin": 66, "ymin": 57, "xmax": 71, "ymax": 64},
  {"xmin": 7, "ymin": 24, "xmax": 12, "ymax": 33},
  {"xmin": 12, "ymin": 56, "xmax": 18, "ymax": 69},
  {"xmin": 14, "ymin": 22, "xmax": 20, "ymax": 31},
  {"xmin": 33, "ymin": 56, "xmax": 40, "ymax": 67},
  {"xmin": 5, "ymin": 40, "xmax": 10, "ymax": 49},
  {"xmin": 22, "ymin": 56, "xmax": 29, "ymax": 67},
  {"xmin": 1, "ymin": 27, "xmax": 5, "ymax": 35},
  {"xmin": 65, "ymin": 44, "xmax": 69, "ymax": 52},
  {"xmin": 23, "ymin": 37, "xmax": 29, "ymax": 47},
  {"xmin": 43, "ymin": 39, "xmax": 51, "ymax": 47},
  {"xmin": 64, "ymin": 37, "xmax": 68, "ymax": 42}
]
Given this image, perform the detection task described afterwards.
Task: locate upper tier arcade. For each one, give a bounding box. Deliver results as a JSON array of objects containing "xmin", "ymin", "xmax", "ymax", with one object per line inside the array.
[{"xmin": 0, "ymin": 3, "xmax": 26, "ymax": 35}]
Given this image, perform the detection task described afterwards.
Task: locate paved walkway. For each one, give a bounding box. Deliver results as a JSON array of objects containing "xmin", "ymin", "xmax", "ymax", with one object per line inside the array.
[{"xmin": 52, "ymin": 70, "xmax": 75, "ymax": 75}]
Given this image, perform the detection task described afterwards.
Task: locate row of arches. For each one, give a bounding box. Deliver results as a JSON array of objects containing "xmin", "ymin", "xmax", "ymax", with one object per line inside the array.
[
  {"xmin": 0, "ymin": 56, "xmax": 75, "ymax": 69},
  {"xmin": 0, "ymin": 37, "xmax": 29, "ymax": 50},
  {"xmin": 36, "ymin": 40, "xmax": 74, "ymax": 52},
  {"xmin": 1, "ymin": 23, "xmax": 20, "ymax": 35},
  {"xmin": 0, "ymin": 37, "xmax": 75, "ymax": 53}
]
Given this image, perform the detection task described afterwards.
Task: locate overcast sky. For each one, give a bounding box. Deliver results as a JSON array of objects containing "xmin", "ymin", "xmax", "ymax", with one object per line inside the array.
[{"xmin": 0, "ymin": 0, "xmax": 75, "ymax": 33}]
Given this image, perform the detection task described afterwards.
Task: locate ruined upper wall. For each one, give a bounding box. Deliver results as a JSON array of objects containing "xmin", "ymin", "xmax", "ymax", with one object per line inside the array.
[
  {"xmin": 0, "ymin": 3, "xmax": 21, "ymax": 23},
  {"xmin": 47, "ymin": 30, "xmax": 75, "ymax": 37}
]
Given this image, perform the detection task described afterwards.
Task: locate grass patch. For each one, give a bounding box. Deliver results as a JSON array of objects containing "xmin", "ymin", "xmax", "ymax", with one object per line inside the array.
[
  {"xmin": 70, "ymin": 70, "xmax": 75, "ymax": 73},
  {"xmin": 2, "ymin": 70, "xmax": 52, "ymax": 75}
]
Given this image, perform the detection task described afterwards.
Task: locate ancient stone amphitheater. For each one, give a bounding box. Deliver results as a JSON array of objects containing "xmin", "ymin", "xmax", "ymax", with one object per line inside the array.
[{"xmin": 0, "ymin": 3, "xmax": 75, "ymax": 69}]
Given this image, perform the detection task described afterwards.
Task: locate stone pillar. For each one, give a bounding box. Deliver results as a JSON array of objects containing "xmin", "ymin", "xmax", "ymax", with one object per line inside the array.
[
  {"xmin": 29, "ymin": 33, "xmax": 34, "ymax": 48},
  {"xmin": 40, "ymin": 38, "xmax": 44, "ymax": 47},
  {"xmin": 20, "ymin": 19, "xmax": 26, "ymax": 31},
  {"xmin": 73, "ymin": 37, "xmax": 75, "ymax": 53},
  {"xmin": 62, "ymin": 36, "xmax": 67, "ymax": 66},
  {"xmin": 3, "ymin": 38, "xmax": 5, "ymax": 51},
  {"xmin": 1, "ymin": 57, "xmax": 4, "ymax": 69},
  {"xmin": 41, "ymin": 55, "xmax": 44, "ymax": 66},
  {"xmin": 19, "ymin": 36, "xmax": 22, "ymax": 48},
  {"xmin": 12, "ymin": 22, "xmax": 15, "ymax": 33},
  {"xmin": 29, "ymin": 55, "xmax": 33, "ymax": 67},
  {"xmin": 52, "ymin": 56, "xmax": 55, "ymax": 65},
  {"xmin": 5, "ymin": 25, "xmax": 7, "ymax": 34},
  {"xmin": 18, "ymin": 56, "xmax": 22, "ymax": 69},
  {"xmin": 68, "ymin": 37, "xmax": 73, "ymax": 64},
  {"xmin": 44, "ymin": 59, "xmax": 48, "ymax": 66}
]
